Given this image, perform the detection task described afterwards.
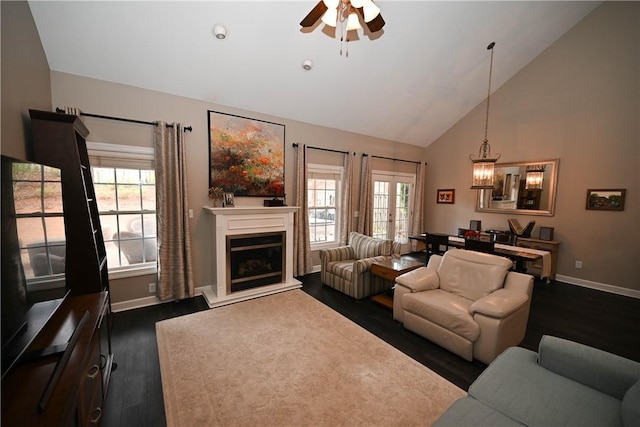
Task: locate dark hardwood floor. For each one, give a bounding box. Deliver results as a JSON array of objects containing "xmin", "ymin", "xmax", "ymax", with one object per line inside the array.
[{"xmin": 102, "ymin": 255, "xmax": 640, "ymax": 427}]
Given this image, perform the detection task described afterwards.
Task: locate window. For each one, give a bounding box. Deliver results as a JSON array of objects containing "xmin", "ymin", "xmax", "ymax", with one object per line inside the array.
[
  {"xmin": 372, "ymin": 171, "xmax": 415, "ymax": 252},
  {"xmin": 88, "ymin": 142, "xmax": 156, "ymax": 276},
  {"xmin": 12, "ymin": 162, "xmax": 66, "ymax": 286},
  {"xmin": 307, "ymin": 164, "xmax": 342, "ymax": 248}
]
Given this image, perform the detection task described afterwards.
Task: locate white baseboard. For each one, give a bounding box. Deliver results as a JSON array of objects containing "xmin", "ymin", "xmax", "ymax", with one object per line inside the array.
[
  {"xmin": 111, "ymin": 274, "xmax": 639, "ymax": 312},
  {"xmin": 555, "ymin": 275, "xmax": 640, "ymax": 300},
  {"xmin": 111, "ymin": 286, "xmax": 207, "ymax": 313}
]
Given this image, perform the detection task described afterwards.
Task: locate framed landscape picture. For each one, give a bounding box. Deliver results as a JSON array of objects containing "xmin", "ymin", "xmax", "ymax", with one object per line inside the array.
[
  {"xmin": 585, "ymin": 189, "xmax": 626, "ymax": 211},
  {"xmin": 208, "ymin": 110, "xmax": 285, "ymax": 197},
  {"xmin": 437, "ymin": 189, "xmax": 455, "ymax": 204}
]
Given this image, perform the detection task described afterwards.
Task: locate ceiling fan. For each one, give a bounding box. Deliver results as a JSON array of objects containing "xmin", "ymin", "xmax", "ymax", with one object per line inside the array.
[{"xmin": 300, "ymin": 0, "xmax": 385, "ymax": 33}]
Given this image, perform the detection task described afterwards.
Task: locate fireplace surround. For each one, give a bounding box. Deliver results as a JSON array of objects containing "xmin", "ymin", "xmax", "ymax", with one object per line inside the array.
[{"xmin": 202, "ymin": 206, "xmax": 301, "ymax": 308}]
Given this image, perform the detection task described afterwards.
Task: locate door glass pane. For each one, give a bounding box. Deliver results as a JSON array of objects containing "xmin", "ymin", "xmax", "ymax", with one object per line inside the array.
[
  {"xmin": 372, "ymin": 180, "xmax": 390, "ymax": 240},
  {"xmin": 395, "ymin": 182, "xmax": 411, "ymax": 243}
]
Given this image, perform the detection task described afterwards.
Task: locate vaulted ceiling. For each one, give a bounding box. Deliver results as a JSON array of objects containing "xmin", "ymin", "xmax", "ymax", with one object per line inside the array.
[{"xmin": 28, "ymin": 1, "xmax": 600, "ymax": 147}]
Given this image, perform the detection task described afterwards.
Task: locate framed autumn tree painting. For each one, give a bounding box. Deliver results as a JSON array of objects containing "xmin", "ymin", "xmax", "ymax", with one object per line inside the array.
[{"xmin": 208, "ymin": 111, "xmax": 285, "ymax": 197}]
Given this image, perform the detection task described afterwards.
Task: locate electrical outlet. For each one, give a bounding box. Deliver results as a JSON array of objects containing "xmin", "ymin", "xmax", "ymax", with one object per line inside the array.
[
  {"xmin": 149, "ymin": 282, "xmax": 157, "ymax": 293},
  {"xmin": 188, "ymin": 209, "xmax": 193, "ymax": 218},
  {"xmin": 575, "ymin": 261, "xmax": 582, "ymax": 269}
]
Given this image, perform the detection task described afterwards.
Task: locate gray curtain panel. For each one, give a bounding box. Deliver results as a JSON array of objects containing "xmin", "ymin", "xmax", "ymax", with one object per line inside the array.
[
  {"xmin": 154, "ymin": 122, "xmax": 195, "ymax": 301},
  {"xmin": 410, "ymin": 162, "xmax": 425, "ymax": 251},
  {"xmin": 339, "ymin": 152, "xmax": 353, "ymax": 246},
  {"xmin": 358, "ymin": 155, "xmax": 373, "ymax": 235},
  {"xmin": 293, "ymin": 144, "xmax": 313, "ymax": 277}
]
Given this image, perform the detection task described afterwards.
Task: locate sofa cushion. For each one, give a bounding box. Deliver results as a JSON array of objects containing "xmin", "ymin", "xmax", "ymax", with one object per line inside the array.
[
  {"xmin": 470, "ymin": 347, "xmax": 623, "ymax": 427},
  {"xmin": 622, "ymin": 379, "xmax": 640, "ymax": 427},
  {"xmin": 402, "ymin": 290, "xmax": 480, "ymax": 342},
  {"xmin": 326, "ymin": 261, "xmax": 354, "ymax": 281},
  {"xmin": 438, "ymin": 249, "xmax": 511, "ymax": 301},
  {"xmin": 537, "ymin": 335, "xmax": 640, "ymax": 400},
  {"xmin": 433, "ymin": 397, "xmax": 523, "ymax": 427},
  {"xmin": 349, "ymin": 232, "xmax": 391, "ymax": 259}
]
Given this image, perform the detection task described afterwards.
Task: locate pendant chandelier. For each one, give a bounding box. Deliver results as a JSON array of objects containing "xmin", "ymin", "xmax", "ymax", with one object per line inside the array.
[{"xmin": 470, "ymin": 42, "xmax": 501, "ymax": 189}]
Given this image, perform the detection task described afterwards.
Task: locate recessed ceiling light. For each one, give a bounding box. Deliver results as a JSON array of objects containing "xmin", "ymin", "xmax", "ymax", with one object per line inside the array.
[{"xmin": 213, "ymin": 24, "xmax": 227, "ymax": 40}]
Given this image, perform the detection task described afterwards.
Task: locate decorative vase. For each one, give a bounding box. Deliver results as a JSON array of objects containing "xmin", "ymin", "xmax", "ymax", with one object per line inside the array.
[{"xmin": 211, "ymin": 198, "xmax": 223, "ymax": 207}]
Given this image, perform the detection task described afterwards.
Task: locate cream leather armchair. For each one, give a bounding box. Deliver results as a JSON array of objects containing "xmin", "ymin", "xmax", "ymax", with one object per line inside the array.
[{"xmin": 393, "ymin": 248, "xmax": 534, "ymax": 364}]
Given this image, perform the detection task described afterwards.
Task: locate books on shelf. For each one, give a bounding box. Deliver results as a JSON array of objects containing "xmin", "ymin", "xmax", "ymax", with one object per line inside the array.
[{"xmin": 508, "ymin": 219, "xmax": 535, "ymax": 237}]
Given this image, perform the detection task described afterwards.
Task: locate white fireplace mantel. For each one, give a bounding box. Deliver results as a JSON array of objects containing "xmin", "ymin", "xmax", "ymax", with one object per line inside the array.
[{"xmin": 201, "ymin": 206, "xmax": 301, "ymax": 308}]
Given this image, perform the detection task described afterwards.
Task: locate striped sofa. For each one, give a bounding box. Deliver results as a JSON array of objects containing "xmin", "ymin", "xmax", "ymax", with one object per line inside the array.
[{"xmin": 320, "ymin": 232, "xmax": 400, "ymax": 300}]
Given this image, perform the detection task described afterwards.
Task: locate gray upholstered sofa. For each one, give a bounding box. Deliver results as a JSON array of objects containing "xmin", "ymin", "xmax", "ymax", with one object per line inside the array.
[
  {"xmin": 435, "ymin": 335, "xmax": 640, "ymax": 427},
  {"xmin": 320, "ymin": 231, "xmax": 399, "ymax": 300}
]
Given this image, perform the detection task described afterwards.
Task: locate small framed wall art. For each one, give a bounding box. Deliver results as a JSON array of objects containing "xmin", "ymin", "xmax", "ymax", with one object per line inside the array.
[
  {"xmin": 585, "ymin": 189, "xmax": 626, "ymax": 211},
  {"xmin": 539, "ymin": 226, "xmax": 554, "ymax": 241},
  {"xmin": 437, "ymin": 189, "xmax": 455, "ymax": 204}
]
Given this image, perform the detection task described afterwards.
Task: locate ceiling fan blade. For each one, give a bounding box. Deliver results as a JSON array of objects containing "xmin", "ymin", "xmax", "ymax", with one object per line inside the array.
[
  {"xmin": 300, "ymin": 1, "xmax": 328, "ymax": 28},
  {"xmin": 355, "ymin": 7, "xmax": 385, "ymax": 33}
]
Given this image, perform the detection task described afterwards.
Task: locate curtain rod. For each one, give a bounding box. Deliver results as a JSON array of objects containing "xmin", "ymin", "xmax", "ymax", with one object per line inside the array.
[
  {"xmin": 55, "ymin": 108, "xmax": 192, "ymax": 132},
  {"xmin": 362, "ymin": 153, "xmax": 421, "ymax": 165},
  {"xmin": 292, "ymin": 143, "xmax": 353, "ymax": 155}
]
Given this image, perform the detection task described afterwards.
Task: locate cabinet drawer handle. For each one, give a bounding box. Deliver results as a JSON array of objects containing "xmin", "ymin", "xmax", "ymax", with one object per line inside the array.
[
  {"xmin": 90, "ymin": 407, "xmax": 102, "ymax": 424},
  {"xmin": 87, "ymin": 364, "xmax": 100, "ymax": 380}
]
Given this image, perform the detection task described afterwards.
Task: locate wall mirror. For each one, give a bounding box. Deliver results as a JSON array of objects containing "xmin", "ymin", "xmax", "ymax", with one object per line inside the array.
[{"xmin": 476, "ymin": 159, "xmax": 559, "ymax": 216}]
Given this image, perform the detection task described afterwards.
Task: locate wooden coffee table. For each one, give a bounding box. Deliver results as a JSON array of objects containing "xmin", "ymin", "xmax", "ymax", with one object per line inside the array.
[{"xmin": 370, "ymin": 257, "xmax": 424, "ymax": 309}]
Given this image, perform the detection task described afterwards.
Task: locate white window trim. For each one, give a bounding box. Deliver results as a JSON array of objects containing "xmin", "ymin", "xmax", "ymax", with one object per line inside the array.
[
  {"xmin": 308, "ymin": 163, "xmax": 343, "ymax": 250},
  {"xmin": 88, "ymin": 141, "xmax": 157, "ymax": 279}
]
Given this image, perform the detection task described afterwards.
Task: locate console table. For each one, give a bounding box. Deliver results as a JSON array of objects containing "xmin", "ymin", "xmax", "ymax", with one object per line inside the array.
[{"xmin": 411, "ymin": 233, "xmax": 559, "ymax": 282}]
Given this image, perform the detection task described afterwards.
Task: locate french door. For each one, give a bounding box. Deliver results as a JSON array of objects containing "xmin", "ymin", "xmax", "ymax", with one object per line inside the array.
[{"xmin": 372, "ymin": 172, "xmax": 415, "ymax": 252}]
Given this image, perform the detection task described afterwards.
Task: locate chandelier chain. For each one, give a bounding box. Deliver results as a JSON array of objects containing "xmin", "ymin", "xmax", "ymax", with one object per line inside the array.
[{"xmin": 484, "ymin": 43, "xmax": 495, "ymax": 143}]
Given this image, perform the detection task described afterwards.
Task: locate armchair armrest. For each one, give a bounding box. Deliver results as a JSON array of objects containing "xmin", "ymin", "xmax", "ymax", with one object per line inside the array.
[
  {"xmin": 538, "ymin": 335, "xmax": 640, "ymax": 399},
  {"xmin": 353, "ymin": 255, "xmax": 387, "ymax": 275},
  {"xmin": 470, "ymin": 289, "xmax": 528, "ymax": 318},
  {"xmin": 395, "ymin": 267, "xmax": 440, "ymax": 292},
  {"xmin": 319, "ymin": 246, "xmax": 355, "ymax": 264}
]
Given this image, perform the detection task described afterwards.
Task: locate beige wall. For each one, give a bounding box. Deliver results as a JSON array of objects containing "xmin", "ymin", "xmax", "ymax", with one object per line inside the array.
[
  {"xmin": 49, "ymin": 72, "xmax": 425, "ymax": 303},
  {"xmin": 424, "ymin": 2, "xmax": 639, "ymax": 293},
  {"xmin": 1, "ymin": 1, "xmax": 52, "ymax": 159},
  {"xmin": 3, "ymin": 1, "xmax": 638, "ymax": 303}
]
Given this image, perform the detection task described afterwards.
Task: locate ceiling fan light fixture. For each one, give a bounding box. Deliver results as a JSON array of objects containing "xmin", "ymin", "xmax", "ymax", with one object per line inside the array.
[
  {"xmin": 362, "ymin": 0, "xmax": 380, "ymax": 22},
  {"xmin": 346, "ymin": 11, "xmax": 362, "ymax": 31},
  {"xmin": 323, "ymin": 0, "xmax": 340, "ymax": 9},
  {"xmin": 321, "ymin": 8, "xmax": 338, "ymax": 27}
]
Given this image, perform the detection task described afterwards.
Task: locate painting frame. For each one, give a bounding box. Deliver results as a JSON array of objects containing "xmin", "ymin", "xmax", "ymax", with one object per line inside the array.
[
  {"xmin": 208, "ymin": 110, "xmax": 285, "ymax": 197},
  {"xmin": 224, "ymin": 192, "xmax": 234, "ymax": 207},
  {"xmin": 585, "ymin": 189, "xmax": 626, "ymax": 211},
  {"xmin": 437, "ymin": 189, "xmax": 455, "ymax": 204}
]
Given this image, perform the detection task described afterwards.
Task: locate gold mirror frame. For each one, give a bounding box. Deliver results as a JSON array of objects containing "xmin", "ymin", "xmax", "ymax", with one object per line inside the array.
[{"xmin": 475, "ymin": 159, "xmax": 559, "ymax": 216}]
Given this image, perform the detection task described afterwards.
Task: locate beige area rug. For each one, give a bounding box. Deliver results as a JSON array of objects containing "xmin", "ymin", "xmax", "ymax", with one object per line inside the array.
[{"xmin": 156, "ymin": 290, "xmax": 464, "ymax": 426}]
